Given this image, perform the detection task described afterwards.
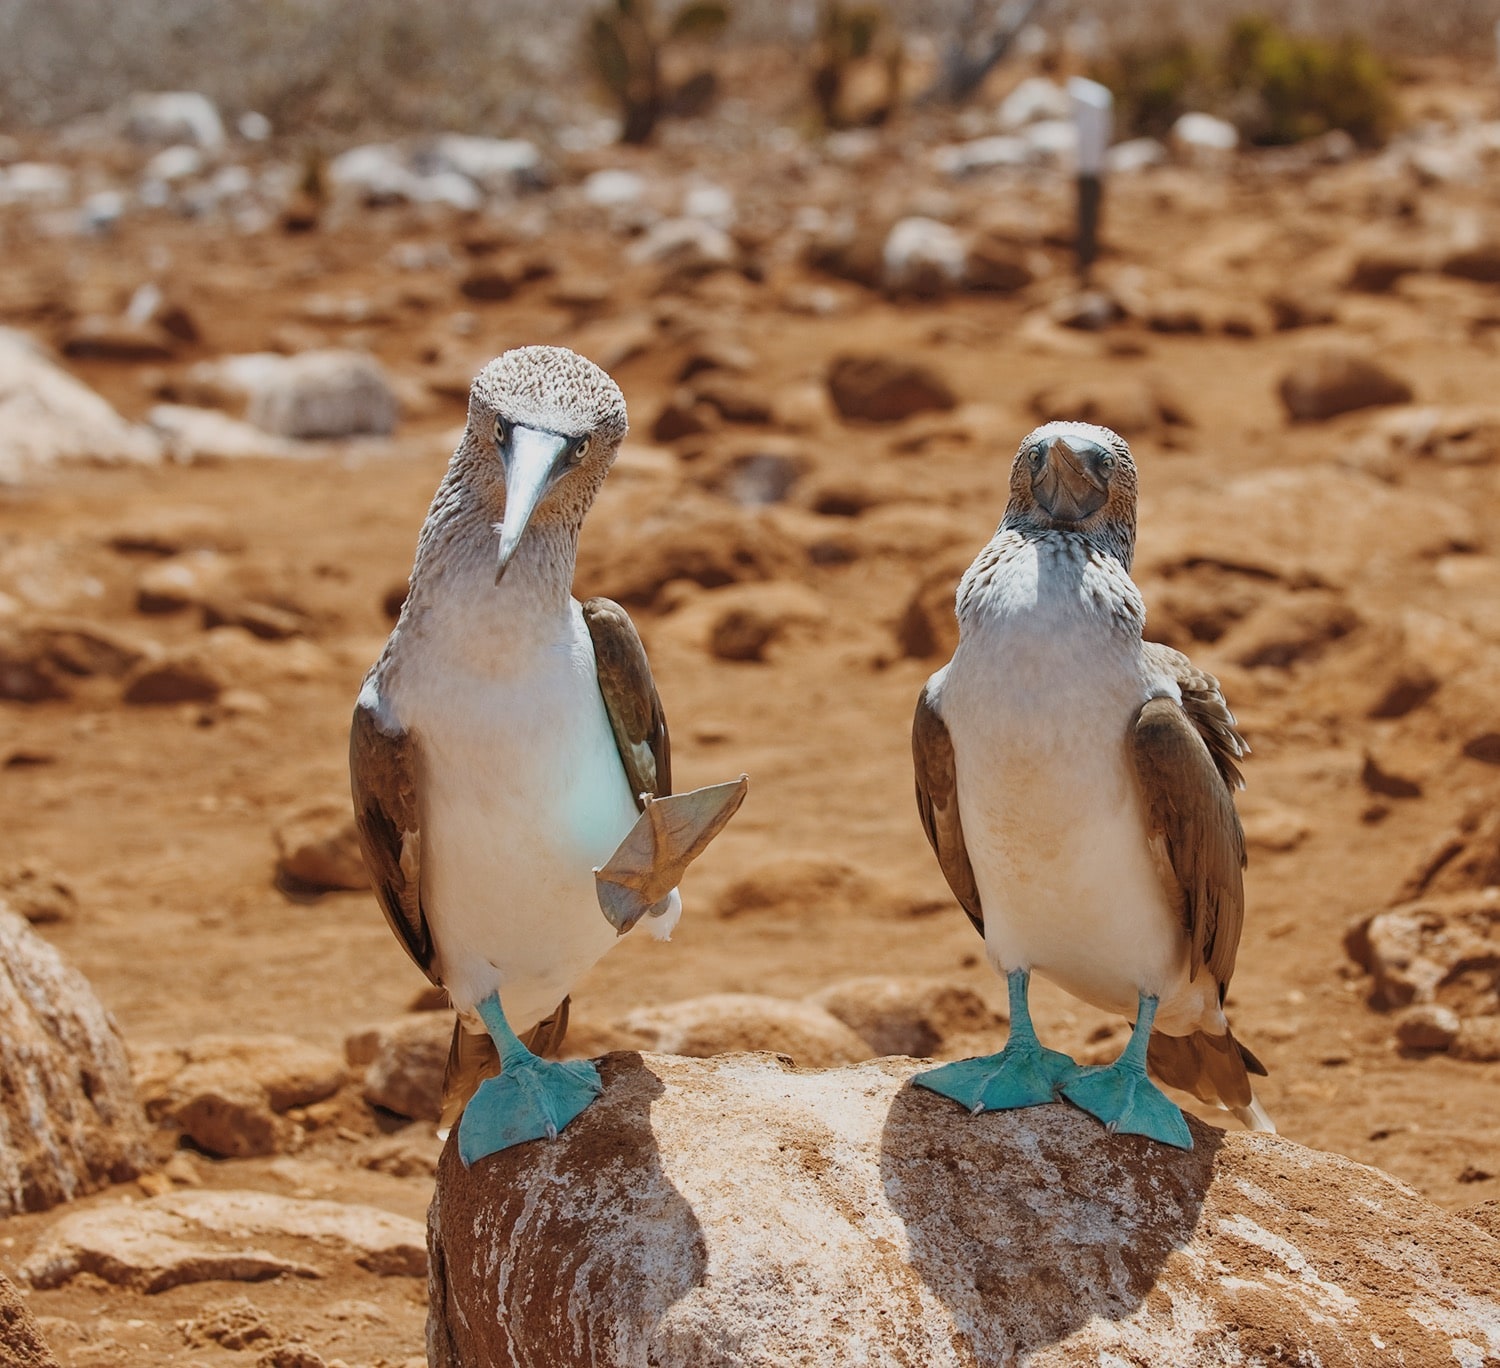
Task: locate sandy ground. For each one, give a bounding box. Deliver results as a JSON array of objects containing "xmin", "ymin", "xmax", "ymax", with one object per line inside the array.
[{"xmin": 2, "ymin": 59, "xmax": 1500, "ymax": 1366}]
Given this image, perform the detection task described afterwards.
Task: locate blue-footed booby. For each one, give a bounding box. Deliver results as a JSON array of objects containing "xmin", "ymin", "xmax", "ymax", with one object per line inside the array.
[
  {"xmin": 910, "ymin": 420, "xmax": 1272, "ymax": 1149},
  {"xmin": 350, "ymin": 346, "xmax": 746, "ymax": 1164}
]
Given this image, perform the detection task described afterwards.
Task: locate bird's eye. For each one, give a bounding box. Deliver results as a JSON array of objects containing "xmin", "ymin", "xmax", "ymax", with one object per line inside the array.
[
  {"xmin": 494, "ymin": 415, "xmax": 508, "ymax": 447},
  {"xmin": 1099, "ymin": 453, "xmax": 1116, "ymax": 471},
  {"xmin": 1029, "ymin": 445, "xmax": 1045, "ymax": 466},
  {"xmin": 573, "ymin": 434, "xmax": 592, "ymax": 463}
]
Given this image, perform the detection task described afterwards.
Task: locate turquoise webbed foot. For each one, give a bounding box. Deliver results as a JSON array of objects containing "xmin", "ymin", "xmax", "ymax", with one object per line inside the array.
[
  {"xmin": 456, "ymin": 993, "xmax": 604, "ymax": 1166},
  {"xmin": 1059, "ymin": 993, "xmax": 1193, "ymax": 1150},
  {"xmin": 912, "ymin": 967, "xmax": 1078, "ymax": 1113},
  {"xmin": 914, "ymin": 1041, "xmax": 1076, "ymax": 1112}
]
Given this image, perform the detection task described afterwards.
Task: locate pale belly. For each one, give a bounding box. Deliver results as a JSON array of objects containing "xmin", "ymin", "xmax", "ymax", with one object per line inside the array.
[
  {"xmin": 403, "ymin": 650, "xmax": 639, "ymax": 1031},
  {"xmin": 940, "ymin": 639, "xmax": 1217, "ymax": 1034}
]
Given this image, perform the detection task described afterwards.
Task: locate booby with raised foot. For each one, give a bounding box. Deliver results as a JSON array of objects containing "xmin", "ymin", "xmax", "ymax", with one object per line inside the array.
[
  {"xmin": 910, "ymin": 420, "xmax": 1272, "ymax": 1149},
  {"xmin": 350, "ymin": 346, "xmax": 746, "ymax": 1164}
]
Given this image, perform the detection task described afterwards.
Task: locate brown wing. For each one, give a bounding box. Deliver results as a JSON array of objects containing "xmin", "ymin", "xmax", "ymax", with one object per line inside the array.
[
  {"xmin": 349, "ymin": 682, "xmax": 437, "ymax": 984},
  {"xmin": 583, "ymin": 596, "xmax": 670, "ymax": 805},
  {"xmin": 1142, "ymin": 641, "xmax": 1247, "ymax": 791},
  {"xmin": 912, "ymin": 683, "xmax": 984, "ymax": 937},
  {"xmin": 1131, "ymin": 695, "xmax": 1246, "ymax": 993}
]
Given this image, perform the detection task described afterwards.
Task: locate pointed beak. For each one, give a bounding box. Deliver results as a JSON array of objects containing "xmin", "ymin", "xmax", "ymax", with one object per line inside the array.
[
  {"xmin": 494, "ymin": 426, "xmax": 573, "ymax": 585},
  {"xmin": 1032, "ymin": 435, "xmax": 1110, "ymax": 523}
]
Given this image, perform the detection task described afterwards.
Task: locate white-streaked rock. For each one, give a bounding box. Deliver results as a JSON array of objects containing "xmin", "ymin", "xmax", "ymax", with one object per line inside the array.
[
  {"xmin": 0, "ymin": 907, "xmax": 151, "ymax": 1215},
  {"xmin": 242, "ymin": 351, "xmax": 399, "ymax": 439},
  {"xmin": 428, "ymin": 1052, "xmax": 1500, "ymax": 1368},
  {"xmin": 882, "ymin": 216, "xmax": 966, "ymax": 295},
  {"xmin": 147, "ymin": 404, "xmax": 301, "ymax": 461},
  {"xmin": 123, "ymin": 92, "xmax": 225, "ymax": 149},
  {"xmin": 1171, "ymin": 111, "xmax": 1239, "ymax": 155},
  {"xmin": 0, "ymin": 329, "xmax": 162, "ymax": 482}
]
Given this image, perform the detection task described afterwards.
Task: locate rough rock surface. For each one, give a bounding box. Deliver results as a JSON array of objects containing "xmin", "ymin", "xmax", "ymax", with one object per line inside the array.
[
  {"xmin": 807, "ymin": 976, "xmax": 1004, "ymax": 1058},
  {"xmin": 0, "ymin": 907, "xmax": 151, "ymax": 1215},
  {"xmin": 0, "ymin": 329, "xmax": 162, "ymax": 482},
  {"xmin": 242, "ymin": 351, "xmax": 399, "ymax": 439},
  {"xmin": 21, "ymin": 1189, "xmax": 426, "ymax": 1292},
  {"xmin": 826, "ymin": 354, "xmax": 957, "ymax": 423},
  {"xmin": 134, "ymin": 1034, "xmax": 347, "ymax": 1158},
  {"xmin": 620, "ymin": 994, "xmax": 871, "ymax": 1067},
  {"xmin": 273, "ymin": 803, "xmax": 370, "ymax": 895},
  {"xmin": 427, "ymin": 1053, "xmax": 1500, "ymax": 1368},
  {"xmin": 349, "ymin": 1013, "xmax": 452, "ymax": 1122},
  {"xmin": 0, "ymin": 1268, "xmax": 60, "ymax": 1367},
  {"xmin": 1278, "ymin": 346, "xmax": 1414, "ymax": 421}
]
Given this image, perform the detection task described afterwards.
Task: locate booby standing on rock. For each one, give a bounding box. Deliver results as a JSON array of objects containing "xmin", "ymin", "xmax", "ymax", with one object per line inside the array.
[
  {"xmin": 911, "ymin": 420, "xmax": 1272, "ymax": 1149},
  {"xmin": 350, "ymin": 346, "xmax": 746, "ymax": 1164}
]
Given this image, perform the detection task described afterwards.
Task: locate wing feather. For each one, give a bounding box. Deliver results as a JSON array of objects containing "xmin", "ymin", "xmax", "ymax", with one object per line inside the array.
[
  {"xmin": 349, "ymin": 684, "xmax": 437, "ymax": 983},
  {"xmin": 583, "ymin": 596, "xmax": 670, "ymax": 805},
  {"xmin": 912, "ymin": 684, "xmax": 984, "ymax": 937}
]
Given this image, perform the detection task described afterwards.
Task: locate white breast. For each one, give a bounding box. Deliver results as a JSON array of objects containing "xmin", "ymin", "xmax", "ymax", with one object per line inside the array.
[
  {"xmin": 936, "ymin": 534, "xmax": 1219, "ymax": 1032},
  {"xmin": 385, "ymin": 591, "xmax": 639, "ymax": 1031}
]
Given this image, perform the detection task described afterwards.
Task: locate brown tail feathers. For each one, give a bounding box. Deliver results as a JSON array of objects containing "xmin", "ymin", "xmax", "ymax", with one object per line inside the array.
[
  {"xmin": 1147, "ymin": 1026, "xmax": 1274, "ymax": 1132},
  {"xmin": 437, "ymin": 997, "xmax": 572, "ymax": 1134}
]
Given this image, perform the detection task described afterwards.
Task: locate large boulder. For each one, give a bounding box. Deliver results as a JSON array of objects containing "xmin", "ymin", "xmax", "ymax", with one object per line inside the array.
[
  {"xmin": 0, "ymin": 329, "xmax": 162, "ymax": 483},
  {"xmin": 427, "ymin": 1052, "xmax": 1500, "ymax": 1368},
  {"xmin": 0, "ymin": 908, "xmax": 151, "ymax": 1215},
  {"xmin": 0, "ymin": 1269, "xmax": 59, "ymax": 1367}
]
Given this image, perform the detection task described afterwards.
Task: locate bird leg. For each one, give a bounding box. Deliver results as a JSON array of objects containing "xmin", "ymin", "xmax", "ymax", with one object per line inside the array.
[
  {"xmin": 912, "ymin": 969, "xmax": 1077, "ymax": 1113},
  {"xmin": 455, "ymin": 991, "xmax": 603, "ymax": 1166},
  {"xmin": 1058, "ymin": 992, "xmax": 1193, "ymax": 1150}
]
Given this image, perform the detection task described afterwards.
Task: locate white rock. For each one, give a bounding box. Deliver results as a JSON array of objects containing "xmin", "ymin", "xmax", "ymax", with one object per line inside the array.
[
  {"xmin": 22, "ymin": 1189, "xmax": 426, "ymax": 1292},
  {"xmin": 430, "ymin": 134, "xmax": 541, "ymax": 192},
  {"xmin": 682, "ymin": 182, "xmax": 735, "ymax": 228},
  {"xmin": 1022, "ymin": 117, "xmax": 1079, "ymax": 163},
  {"xmin": 210, "ymin": 164, "xmax": 253, "ymax": 199},
  {"xmin": 328, "ymin": 143, "xmax": 420, "ymax": 203},
  {"xmin": 0, "ymin": 330, "xmax": 162, "ymax": 483},
  {"xmin": 931, "ymin": 135, "xmax": 1030, "ymax": 177},
  {"xmin": 144, "ymin": 144, "xmax": 203, "ymax": 183},
  {"xmin": 146, "ymin": 405, "xmax": 301, "ymax": 461},
  {"xmin": 997, "ymin": 75, "xmax": 1072, "ymax": 130},
  {"xmin": 582, "ymin": 168, "xmax": 647, "ymax": 208},
  {"xmin": 822, "ymin": 128, "xmax": 882, "ymax": 166},
  {"xmin": 626, "ymin": 217, "xmax": 737, "ymax": 274},
  {"xmin": 124, "ymin": 92, "xmax": 225, "ymax": 149},
  {"xmin": 241, "ymin": 351, "xmax": 399, "ymax": 439},
  {"xmin": 79, "ymin": 189, "xmax": 126, "ymax": 233},
  {"xmin": 237, "ymin": 110, "xmax": 272, "ymax": 142},
  {"xmin": 429, "ymin": 1053, "xmax": 1500, "ymax": 1367},
  {"xmin": 1171, "ymin": 111, "xmax": 1239, "ymax": 154},
  {"xmin": 1106, "ymin": 136, "xmax": 1168, "ymax": 174},
  {"xmin": 0, "ymin": 162, "xmax": 72, "ymax": 207},
  {"xmin": 882, "ymin": 216, "xmax": 966, "ymax": 294},
  {"xmin": 407, "ymin": 169, "xmax": 482, "ymax": 212}
]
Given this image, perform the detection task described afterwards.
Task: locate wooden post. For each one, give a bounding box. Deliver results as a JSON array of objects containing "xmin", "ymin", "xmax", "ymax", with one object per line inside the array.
[{"xmin": 1068, "ymin": 76, "xmax": 1113, "ymax": 284}]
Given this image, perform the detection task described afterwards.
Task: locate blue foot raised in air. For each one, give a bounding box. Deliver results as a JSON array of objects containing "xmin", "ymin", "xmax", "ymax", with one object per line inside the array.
[
  {"xmin": 456, "ymin": 992, "xmax": 603, "ymax": 1166},
  {"xmin": 913, "ymin": 969, "xmax": 1077, "ymax": 1113},
  {"xmin": 1060, "ymin": 992, "xmax": 1192, "ymax": 1150}
]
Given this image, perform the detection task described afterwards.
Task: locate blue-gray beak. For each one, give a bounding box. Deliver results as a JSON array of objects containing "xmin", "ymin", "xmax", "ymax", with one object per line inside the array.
[{"xmin": 494, "ymin": 426, "xmax": 577, "ymax": 585}]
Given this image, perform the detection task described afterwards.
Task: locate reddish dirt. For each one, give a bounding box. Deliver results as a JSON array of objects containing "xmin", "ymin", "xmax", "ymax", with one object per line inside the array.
[{"xmin": 3, "ymin": 60, "xmax": 1500, "ymax": 1365}]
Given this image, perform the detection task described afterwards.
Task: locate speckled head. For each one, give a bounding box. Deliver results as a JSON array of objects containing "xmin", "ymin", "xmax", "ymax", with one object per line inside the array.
[
  {"xmin": 1003, "ymin": 420, "xmax": 1138, "ymax": 568},
  {"xmin": 455, "ymin": 346, "xmax": 630, "ymax": 584}
]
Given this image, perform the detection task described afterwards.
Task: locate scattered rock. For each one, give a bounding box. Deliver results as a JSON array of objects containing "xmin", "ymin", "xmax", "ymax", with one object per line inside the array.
[
  {"xmin": 0, "ymin": 329, "xmax": 162, "ymax": 483},
  {"xmin": 0, "ymin": 1269, "xmax": 59, "ymax": 1368},
  {"xmin": 882, "ymin": 217, "xmax": 965, "ymax": 298},
  {"xmin": 699, "ymin": 446, "xmax": 807, "ymax": 507},
  {"xmin": 124, "ymin": 92, "xmax": 225, "ymax": 148},
  {"xmin": 577, "ymin": 500, "xmax": 803, "ymax": 607},
  {"xmin": 803, "ymin": 220, "xmax": 886, "ymax": 289},
  {"xmin": 136, "ymin": 550, "xmax": 230, "ymax": 612},
  {"xmin": 1441, "ymin": 240, "xmax": 1500, "ymax": 284},
  {"xmin": 1239, "ymin": 800, "xmax": 1313, "ymax": 854},
  {"xmin": 690, "ymin": 373, "xmax": 773, "ymax": 425},
  {"xmin": 1029, "ymin": 375, "xmax": 1191, "ymax": 438},
  {"xmin": 961, "ymin": 234, "xmax": 1034, "ymax": 293},
  {"xmin": 0, "ymin": 907, "xmax": 151, "ymax": 1215},
  {"xmin": 0, "ymin": 858, "xmax": 78, "ymax": 924},
  {"xmin": 894, "ymin": 553, "xmax": 968, "ymax": 659},
  {"xmin": 1360, "ymin": 748, "xmax": 1423, "ymax": 800},
  {"xmin": 137, "ymin": 1035, "xmax": 347, "ymax": 1158},
  {"xmin": 1346, "ymin": 890, "xmax": 1500, "ymax": 1011},
  {"xmin": 0, "ymin": 621, "xmax": 149, "ymax": 703},
  {"xmin": 1278, "ymin": 347, "xmax": 1414, "ymax": 422},
  {"xmin": 1396, "ymin": 1003, "xmax": 1461, "ymax": 1052},
  {"xmin": 807, "ymin": 977, "xmax": 1003, "ymax": 1058},
  {"xmin": 1400, "ymin": 804, "xmax": 1500, "ymax": 901},
  {"xmin": 1267, "ymin": 289, "xmax": 1337, "ymax": 329},
  {"xmin": 827, "ymin": 354, "xmax": 957, "ymax": 423},
  {"xmin": 686, "ymin": 582, "xmax": 830, "ymax": 662},
  {"xmin": 353, "ymin": 1014, "xmax": 452, "ymax": 1123},
  {"xmin": 147, "ymin": 405, "xmax": 300, "ymax": 461},
  {"xmin": 626, "ymin": 218, "xmax": 737, "ymax": 277},
  {"xmin": 22, "ymin": 1189, "xmax": 425, "ymax": 1292},
  {"xmin": 273, "ymin": 804, "xmax": 369, "ymax": 896},
  {"xmin": 182, "ymin": 1296, "xmax": 277, "ymax": 1350},
  {"xmin": 1222, "ymin": 590, "xmax": 1360, "ymax": 669},
  {"xmin": 1452, "ymin": 1017, "xmax": 1500, "ymax": 1062},
  {"xmin": 1348, "ymin": 243, "xmax": 1430, "ymax": 293},
  {"xmin": 245, "ymin": 351, "xmax": 399, "ymax": 440},
  {"xmin": 1171, "ymin": 110, "xmax": 1239, "ymax": 155},
  {"xmin": 60, "ymin": 317, "xmax": 175, "ymax": 363},
  {"xmin": 360, "ymin": 1131, "xmax": 442, "ymax": 1179},
  {"xmin": 716, "ymin": 854, "xmax": 883, "ymax": 921},
  {"xmin": 620, "ymin": 995, "xmax": 871, "ymax": 1068},
  {"xmin": 427, "ymin": 1052, "xmax": 1500, "ymax": 1368},
  {"xmin": 121, "ymin": 651, "xmax": 225, "ymax": 705},
  {"xmin": 651, "ymin": 389, "xmax": 720, "ymax": 443}
]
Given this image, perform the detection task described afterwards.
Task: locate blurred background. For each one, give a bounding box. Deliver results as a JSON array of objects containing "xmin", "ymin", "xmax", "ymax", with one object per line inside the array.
[{"xmin": 2, "ymin": 2, "xmax": 1500, "ymax": 1363}]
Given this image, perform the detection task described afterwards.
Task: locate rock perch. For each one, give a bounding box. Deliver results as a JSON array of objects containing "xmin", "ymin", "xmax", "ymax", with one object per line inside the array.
[{"xmin": 426, "ymin": 1052, "xmax": 1500, "ymax": 1367}]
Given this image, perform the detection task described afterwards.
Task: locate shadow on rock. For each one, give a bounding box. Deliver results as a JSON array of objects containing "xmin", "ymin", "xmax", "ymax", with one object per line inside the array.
[
  {"xmin": 879, "ymin": 1086, "xmax": 1221, "ymax": 1358},
  {"xmin": 425, "ymin": 1052, "xmax": 705, "ymax": 1368}
]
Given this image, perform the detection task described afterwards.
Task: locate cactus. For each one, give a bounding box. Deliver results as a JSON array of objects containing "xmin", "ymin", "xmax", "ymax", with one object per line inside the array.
[{"xmin": 587, "ymin": 0, "xmax": 730, "ymax": 145}]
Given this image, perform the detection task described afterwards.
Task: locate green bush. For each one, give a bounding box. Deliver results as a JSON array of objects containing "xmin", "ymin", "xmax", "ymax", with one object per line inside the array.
[{"xmin": 1093, "ymin": 14, "xmax": 1398, "ymax": 149}]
